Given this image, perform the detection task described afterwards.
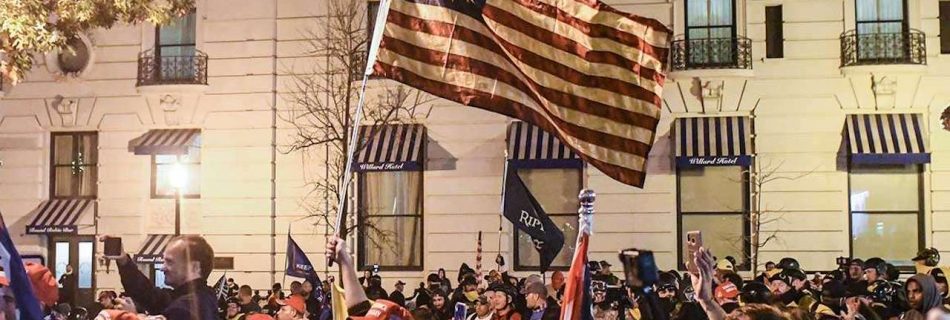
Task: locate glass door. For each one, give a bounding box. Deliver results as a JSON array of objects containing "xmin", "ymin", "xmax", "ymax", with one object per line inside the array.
[{"xmin": 48, "ymin": 235, "xmax": 96, "ymax": 308}]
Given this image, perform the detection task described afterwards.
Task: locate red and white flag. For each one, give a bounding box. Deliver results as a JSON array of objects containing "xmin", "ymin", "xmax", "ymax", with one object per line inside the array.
[{"xmin": 369, "ymin": 0, "xmax": 671, "ymax": 187}]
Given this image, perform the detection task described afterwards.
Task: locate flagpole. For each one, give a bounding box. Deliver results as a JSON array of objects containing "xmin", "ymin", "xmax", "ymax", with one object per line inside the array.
[
  {"xmin": 498, "ymin": 156, "xmax": 509, "ymax": 260},
  {"xmin": 284, "ymin": 224, "xmax": 290, "ymax": 290},
  {"xmin": 329, "ymin": 0, "xmax": 392, "ymax": 269}
]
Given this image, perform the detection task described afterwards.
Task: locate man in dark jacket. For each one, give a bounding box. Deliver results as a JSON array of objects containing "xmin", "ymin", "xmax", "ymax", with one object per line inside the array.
[
  {"xmin": 105, "ymin": 234, "xmax": 219, "ymax": 320},
  {"xmin": 390, "ymin": 281, "xmax": 407, "ymax": 307},
  {"xmin": 522, "ymin": 275, "xmax": 558, "ymax": 320}
]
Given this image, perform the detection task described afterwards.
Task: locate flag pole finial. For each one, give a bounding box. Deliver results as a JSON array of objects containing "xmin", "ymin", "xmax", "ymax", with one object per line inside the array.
[
  {"xmin": 578, "ymin": 189, "xmax": 595, "ymax": 215},
  {"xmin": 578, "ymin": 189, "xmax": 595, "ymax": 236}
]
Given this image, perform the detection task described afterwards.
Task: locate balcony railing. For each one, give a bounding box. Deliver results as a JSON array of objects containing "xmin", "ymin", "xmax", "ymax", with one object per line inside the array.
[
  {"xmin": 671, "ymin": 36, "xmax": 753, "ymax": 71},
  {"xmin": 137, "ymin": 49, "xmax": 208, "ymax": 86},
  {"xmin": 840, "ymin": 29, "xmax": 926, "ymax": 67}
]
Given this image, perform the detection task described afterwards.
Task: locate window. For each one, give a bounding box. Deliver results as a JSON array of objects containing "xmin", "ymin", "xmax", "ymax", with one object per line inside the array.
[
  {"xmin": 678, "ymin": 166, "xmax": 748, "ymax": 270},
  {"xmin": 51, "ymin": 132, "xmax": 98, "ymax": 198},
  {"xmin": 685, "ymin": 0, "xmax": 736, "ymax": 66},
  {"xmin": 514, "ymin": 168, "xmax": 582, "ymax": 271},
  {"xmin": 155, "ymin": 11, "xmax": 197, "ymax": 80},
  {"xmin": 855, "ymin": 0, "xmax": 907, "ymax": 59},
  {"xmin": 940, "ymin": 1, "xmax": 950, "ymax": 54},
  {"xmin": 358, "ymin": 171, "xmax": 423, "ymax": 270},
  {"xmin": 765, "ymin": 6, "xmax": 784, "ymax": 58},
  {"xmin": 151, "ymin": 140, "xmax": 201, "ymax": 198},
  {"xmin": 57, "ymin": 37, "xmax": 91, "ymax": 75},
  {"xmin": 849, "ymin": 164, "xmax": 921, "ymax": 266}
]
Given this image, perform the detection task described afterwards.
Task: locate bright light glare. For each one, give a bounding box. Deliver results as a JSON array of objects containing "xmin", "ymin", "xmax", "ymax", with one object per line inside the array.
[{"xmin": 170, "ymin": 161, "xmax": 187, "ymax": 190}]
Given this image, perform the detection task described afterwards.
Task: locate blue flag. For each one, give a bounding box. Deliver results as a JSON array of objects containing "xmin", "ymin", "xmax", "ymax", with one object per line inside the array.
[
  {"xmin": 503, "ymin": 167, "xmax": 565, "ymax": 273},
  {"xmin": 286, "ymin": 235, "xmax": 318, "ymax": 280},
  {"xmin": 0, "ymin": 212, "xmax": 43, "ymax": 319}
]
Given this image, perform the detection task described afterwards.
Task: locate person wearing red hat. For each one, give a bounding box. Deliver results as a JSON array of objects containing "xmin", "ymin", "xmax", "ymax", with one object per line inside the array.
[
  {"xmin": 103, "ymin": 234, "xmax": 218, "ymax": 319},
  {"xmin": 277, "ymin": 294, "xmax": 307, "ymax": 320}
]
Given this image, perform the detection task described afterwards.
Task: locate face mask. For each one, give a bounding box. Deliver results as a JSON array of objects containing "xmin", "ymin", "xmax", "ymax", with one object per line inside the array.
[
  {"xmin": 465, "ymin": 291, "xmax": 479, "ymax": 302},
  {"xmin": 658, "ymin": 297, "xmax": 676, "ymax": 314}
]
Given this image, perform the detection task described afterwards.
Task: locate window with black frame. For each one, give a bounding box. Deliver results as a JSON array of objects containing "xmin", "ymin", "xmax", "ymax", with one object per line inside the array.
[
  {"xmin": 355, "ymin": 124, "xmax": 426, "ymax": 271},
  {"xmin": 155, "ymin": 11, "xmax": 197, "ymax": 81},
  {"xmin": 677, "ymin": 166, "xmax": 748, "ymax": 270},
  {"xmin": 51, "ymin": 132, "xmax": 98, "ymax": 198},
  {"xmin": 849, "ymin": 164, "xmax": 921, "ymax": 266},
  {"xmin": 685, "ymin": 0, "xmax": 736, "ymax": 67},
  {"xmin": 358, "ymin": 171, "xmax": 424, "ymax": 270},
  {"xmin": 513, "ymin": 168, "xmax": 581, "ymax": 271},
  {"xmin": 855, "ymin": 0, "xmax": 908, "ymax": 60}
]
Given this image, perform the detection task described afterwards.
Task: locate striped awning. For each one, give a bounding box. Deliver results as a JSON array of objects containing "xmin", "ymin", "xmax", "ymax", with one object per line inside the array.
[
  {"xmin": 135, "ymin": 234, "xmax": 175, "ymax": 263},
  {"xmin": 674, "ymin": 117, "xmax": 753, "ymax": 167},
  {"xmin": 845, "ymin": 113, "xmax": 930, "ymax": 164},
  {"xmin": 128, "ymin": 129, "xmax": 201, "ymax": 155},
  {"xmin": 354, "ymin": 124, "xmax": 425, "ymax": 172},
  {"xmin": 25, "ymin": 199, "xmax": 94, "ymax": 235},
  {"xmin": 506, "ymin": 121, "xmax": 582, "ymax": 169}
]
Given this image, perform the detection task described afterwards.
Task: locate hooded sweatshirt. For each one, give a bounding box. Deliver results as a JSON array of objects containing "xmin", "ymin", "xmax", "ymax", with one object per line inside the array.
[{"xmin": 911, "ymin": 275, "xmax": 943, "ymax": 312}]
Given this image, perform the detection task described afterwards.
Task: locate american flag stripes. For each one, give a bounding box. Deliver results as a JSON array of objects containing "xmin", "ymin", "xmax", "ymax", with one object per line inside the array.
[
  {"xmin": 559, "ymin": 212, "xmax": 593, "ymax": 320},
  {"xmin": 370, "ymin": 0, "xmax": 672, "ymax": 187},
  {"xmin": 476, "ymin": 231, "xmax": 483, "ymax": 285}
]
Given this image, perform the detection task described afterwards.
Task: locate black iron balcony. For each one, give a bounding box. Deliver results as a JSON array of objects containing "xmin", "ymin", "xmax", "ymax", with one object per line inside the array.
[
  {"xmin": 671, "ymin": 36, "xmax": 753, "ymax": 71},
  {"xmin": 137, "ymin": 49, "xmax": 208, "ymax": 86},
  {"xmin": 840, "ymin": 29, "xmax": 926, "ymax": 67}
]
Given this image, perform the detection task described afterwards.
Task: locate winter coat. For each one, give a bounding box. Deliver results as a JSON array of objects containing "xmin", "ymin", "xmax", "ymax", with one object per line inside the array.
[{"xmin": 117, "ymin": 257, "xmax": 218, "ymax": 320}]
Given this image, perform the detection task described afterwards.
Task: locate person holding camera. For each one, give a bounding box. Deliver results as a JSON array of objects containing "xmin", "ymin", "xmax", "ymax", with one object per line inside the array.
[{"xmin": 101, "ymin": 234, "xmax": 218, "ymax": 319}]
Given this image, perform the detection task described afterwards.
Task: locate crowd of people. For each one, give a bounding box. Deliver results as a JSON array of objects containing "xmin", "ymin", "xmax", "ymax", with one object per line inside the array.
[{"xmin": 8, "ymin": 233, "xmax": 950, "ymax": 320}]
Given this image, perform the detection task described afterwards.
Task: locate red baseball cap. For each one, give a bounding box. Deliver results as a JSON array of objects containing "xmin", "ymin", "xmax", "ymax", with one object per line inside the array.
[
  {"xmin": 715, "ymin": 282, "xmax": 739, "ymax": 302},
  {"xmin": 279, "ymin": 294, "xmax": 307, "ymax": 314},
  {"xmin": 246, "ymin": 313, "xmax": 275, "ymax": 320},
  {"xmin": 350, "ymin": 300, "xmax": 413, "ymax": 320}
]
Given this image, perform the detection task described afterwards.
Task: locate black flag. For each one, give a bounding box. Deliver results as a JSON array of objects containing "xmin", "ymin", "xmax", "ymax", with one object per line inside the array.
[{"xmin": 503, "ymin": 167, "xmax": 565, "ymax": 272}]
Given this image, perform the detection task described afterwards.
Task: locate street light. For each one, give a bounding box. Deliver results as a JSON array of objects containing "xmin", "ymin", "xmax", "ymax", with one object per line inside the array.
[{"xmin": 171, "ymin": 159, "xmax": 187, "ymax": 235}]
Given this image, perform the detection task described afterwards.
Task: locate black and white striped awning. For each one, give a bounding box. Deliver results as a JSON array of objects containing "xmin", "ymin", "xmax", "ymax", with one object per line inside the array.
[
  {"xmin": 354, "ymin": 124, "xmax": 426, "ymax": 172},
  {"xmin": 135, "ymin": 234, "xmax": 175, "ymax": 263},
  {"xmin": 25, "ymin": 199, "xmax": 94, "ymax": 235},
  {"xmin": 506, "ymin": 121, "xmax": 582, "ymax": 169},
  {"xmin": 128, "ymin": 129, "xmax": 201, "ymax": 155},
  {"xmin": 845, "ymin": 113, "xmax": 930, "ymax": 164},
  {"xmin": 674, "ymin": 116, "xmax": 753, "ymax": 167}
]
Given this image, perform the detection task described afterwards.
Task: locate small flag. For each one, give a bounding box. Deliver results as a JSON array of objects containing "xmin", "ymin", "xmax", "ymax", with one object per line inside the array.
[
  {"xmin": 331, "ymin": 282, "xmax": 348, "ymax": 320},
  {"xmin": 475, "ymin": 231, "xmax": 483, "ymax": 285},
  {"xmin": 559, "ymin": 213, "xmax": 593, "ymax": 320},
  {"xmin": 286, "ymin": 235, "xmax": 317, "ymax": 279},
  {"xmin": 503, "ymin": 168, "xmax": 565, "ymax": 273},
  {"xmin": 0, "ymin": 212, "xmax": 43, "ymax": 319},
  {"xmin": 215, "ymin": 272, "xmax": 228, "ymax": 300}
]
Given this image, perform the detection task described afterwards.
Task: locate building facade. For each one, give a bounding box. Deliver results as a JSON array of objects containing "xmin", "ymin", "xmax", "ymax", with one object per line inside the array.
[{"xmin": 1, "ymin": 0, "xmax": 950, "ymax": 306}]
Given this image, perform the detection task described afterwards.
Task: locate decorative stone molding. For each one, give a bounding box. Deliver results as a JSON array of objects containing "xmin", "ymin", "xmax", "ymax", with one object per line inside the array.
[
  {"xmin": 44, "ymin": 33, "xmax": 96, "ymax": 81},
  {"xmin": 160, "ymin": 95, "xmax": 181, "ymax": 125},
  {"xmin": 52, "ymin": 95, "xmax": 78, "ymax": 127}
]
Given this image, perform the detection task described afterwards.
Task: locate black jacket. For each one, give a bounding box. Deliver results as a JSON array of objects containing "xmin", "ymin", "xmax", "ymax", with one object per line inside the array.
[
  {"xmin": 118, "ymin": 257, "xmax": 218, "ymax": 320},
  {"xmin": 390, "ymin": 290, "xmax": 407, "ymax": 307}
]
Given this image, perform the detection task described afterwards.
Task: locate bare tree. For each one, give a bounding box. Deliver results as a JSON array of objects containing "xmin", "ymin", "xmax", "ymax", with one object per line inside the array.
[
  {"xmin": 738, "ymin": 160, "xmax": 814, "ymax": 276},
  {"xmin": 280, "ymin": 0, "xmax": 431, "ymax": 249}
]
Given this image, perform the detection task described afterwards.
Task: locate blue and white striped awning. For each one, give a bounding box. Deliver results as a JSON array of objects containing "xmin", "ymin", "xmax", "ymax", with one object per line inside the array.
[
  {"xmin": 135, "ymin": 234, "xmax": 174, "ymax": 263},
  {"xmin": 845, "ymin": 113, "xmax": 930, "ymax": 164},
  {"xmin": 25, "ymin": 199, "xmax": 94, "ymax": 235},
  {"xmin": 674, "ymin": 116, "xmax": 753, "ymax": 167},
  {"xmin": 128, "ymin": 129, "xmax": 201, "ymax": 155},
  {"xmin": 354, "ymin": 124, "xmax": 426, "ymax": 172},
  {"xmin": 506, "ymin": 121, "xmax": 582, "ymax": 169}
]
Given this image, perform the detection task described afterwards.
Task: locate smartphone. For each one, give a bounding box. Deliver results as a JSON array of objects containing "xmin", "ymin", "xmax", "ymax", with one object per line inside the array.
[
  {"xmin": 104, "ymin": 237, "xmax": 122, "ymax": 256},
  {"xmin": 685, "ymin": 231, "xmax": 703, "ymax": 274},
  {"xmin": 618, "ymin": 249, "xmax": 659, "ymax": 288},
  {"xmin": 453, "ymin": 302, "xmax": 467, "ymax": 320}
]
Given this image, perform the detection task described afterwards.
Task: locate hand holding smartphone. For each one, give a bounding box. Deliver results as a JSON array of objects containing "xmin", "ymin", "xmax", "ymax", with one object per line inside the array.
[
  {"xmin": 685, "ymin": 231, "xmax": 703, "ymax": 274},
  {"xmin": 103, "ymin": 236, "xmax": 123, "ymax": 257},
  {"xmin": 619, "ymin": 248, "xmax": 658, "ymax": 289}
]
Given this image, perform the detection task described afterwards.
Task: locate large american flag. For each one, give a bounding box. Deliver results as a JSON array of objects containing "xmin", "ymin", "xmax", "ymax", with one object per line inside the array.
[{"xmin": 370, "ymin": 0, "xmax": 672, "ymax": 187}]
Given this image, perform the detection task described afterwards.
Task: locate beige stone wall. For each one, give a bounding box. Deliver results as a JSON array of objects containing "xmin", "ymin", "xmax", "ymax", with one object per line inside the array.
[{"xmin": 1, "ymin": 0, "xmax": 950, "ymax": 295}]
